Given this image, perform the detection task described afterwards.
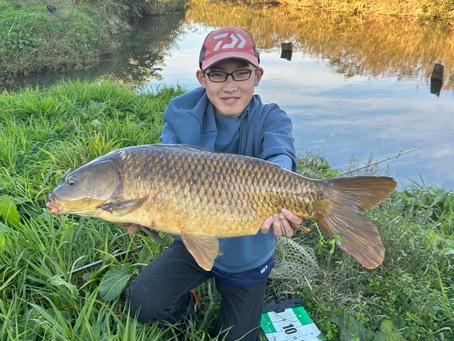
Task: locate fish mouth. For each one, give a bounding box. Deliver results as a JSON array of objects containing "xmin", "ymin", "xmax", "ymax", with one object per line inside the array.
[{"xmin": 46, "ymin": 195, "xmax": 63, "ymax": 215}]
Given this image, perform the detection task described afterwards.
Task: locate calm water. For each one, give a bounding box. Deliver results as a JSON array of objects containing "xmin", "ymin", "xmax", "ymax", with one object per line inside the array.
[{"xmin": 8, "ymin": 16, "xmax": 454, "ymax": 190}]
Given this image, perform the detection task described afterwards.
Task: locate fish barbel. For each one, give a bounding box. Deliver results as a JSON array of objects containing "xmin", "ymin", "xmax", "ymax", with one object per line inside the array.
[{"xmin": 46, "ymin": 144, "xmax": 397, "ymax": 271}]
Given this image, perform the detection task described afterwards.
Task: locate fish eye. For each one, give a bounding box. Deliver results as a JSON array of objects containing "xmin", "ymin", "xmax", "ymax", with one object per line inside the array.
[{"xmin": 67, "ymin": 176, "xmax": 76, "ymax": 186}]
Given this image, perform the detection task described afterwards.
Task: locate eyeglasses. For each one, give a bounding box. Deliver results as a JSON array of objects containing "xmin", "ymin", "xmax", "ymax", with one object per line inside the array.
[{"xmin": 204, "ymin": 69, "xmax": 255, "ymax": 83}]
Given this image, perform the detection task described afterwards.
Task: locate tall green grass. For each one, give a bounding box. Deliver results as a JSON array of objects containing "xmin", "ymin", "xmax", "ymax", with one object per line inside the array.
[{"xmin": 0, "ymin": 80, "xmax": 453, "ymax": 340}]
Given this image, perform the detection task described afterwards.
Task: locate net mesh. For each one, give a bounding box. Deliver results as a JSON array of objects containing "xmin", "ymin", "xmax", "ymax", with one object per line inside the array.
[{"xmin": 271, "ymin": 236, "xmax": 319, "ymax": 281}]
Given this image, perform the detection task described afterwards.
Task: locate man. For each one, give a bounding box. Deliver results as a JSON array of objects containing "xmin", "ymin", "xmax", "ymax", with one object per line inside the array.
[{"xmin": 126, "ymin": 27, "xmax": 304, "ymax": 340}]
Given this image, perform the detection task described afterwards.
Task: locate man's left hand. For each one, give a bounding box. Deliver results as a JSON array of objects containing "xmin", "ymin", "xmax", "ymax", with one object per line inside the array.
[{"xmin": 261, "ymin": 208, "xmax": 306, "ymax": 237}]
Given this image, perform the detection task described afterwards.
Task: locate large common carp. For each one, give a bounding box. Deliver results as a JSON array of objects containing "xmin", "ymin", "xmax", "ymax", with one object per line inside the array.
[{"xmin": 46, "ymin": 144, "xmax": 397, "ymax": 271}]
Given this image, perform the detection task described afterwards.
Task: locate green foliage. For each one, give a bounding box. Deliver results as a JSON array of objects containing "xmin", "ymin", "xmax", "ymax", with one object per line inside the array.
[
  {"xmin": 297, "ymin": 153, "xmax": 341, "ymax": 179},
  {"xmin": 331, "ymin": 314, "xmax": 405, "ymax": 340},
  {"xmin": 398, "ymin": 181, "xmax": 454, "ymax": 224},
  {"xmin": 99, "ymin": 263, "xmax": 138, "ymax": 301},
  {"xmin": 0, "ymin": 195, "xmax": 20, "ymax": 226}
]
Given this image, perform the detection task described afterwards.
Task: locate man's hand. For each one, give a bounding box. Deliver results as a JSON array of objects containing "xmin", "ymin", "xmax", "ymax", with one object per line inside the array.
[
  {"xmin": 118, "ymin": 223, "xmax": 166, "ymax": 246},
  {"xmin": 118, "ymin": 223, "xmax": 140, "ymax": 235},
  {"xmin": 261, "ymin": 208, "xmax": 308, "ymax": 237}
]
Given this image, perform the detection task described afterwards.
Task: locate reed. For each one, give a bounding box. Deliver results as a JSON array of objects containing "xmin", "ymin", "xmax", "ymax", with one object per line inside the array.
[{"xmin": 248, "ymin": 0, "xmax": 454, "ymax": 20}]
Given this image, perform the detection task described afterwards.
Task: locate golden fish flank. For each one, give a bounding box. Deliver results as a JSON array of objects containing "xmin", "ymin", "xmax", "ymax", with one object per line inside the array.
[{"xmin": 46, "ymin": 144, "xmax": 397, "ymax": 271}]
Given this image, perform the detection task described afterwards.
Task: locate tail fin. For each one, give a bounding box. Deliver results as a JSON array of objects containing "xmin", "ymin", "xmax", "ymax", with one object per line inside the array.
[{"xmin": 315, "ymin": 176, "xmax": 397, "ymax": 269}]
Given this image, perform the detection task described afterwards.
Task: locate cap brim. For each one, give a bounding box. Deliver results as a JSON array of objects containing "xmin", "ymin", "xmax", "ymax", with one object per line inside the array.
[{"xmin": 201, "ymin": 52, "xmax": 259, "ymax": 71}]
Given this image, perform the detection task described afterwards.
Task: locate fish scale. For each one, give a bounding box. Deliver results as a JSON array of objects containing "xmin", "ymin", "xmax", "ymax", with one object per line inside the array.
[{"xmin": 47, "ymin": 144, "xmax": 397, "ymax": 271}]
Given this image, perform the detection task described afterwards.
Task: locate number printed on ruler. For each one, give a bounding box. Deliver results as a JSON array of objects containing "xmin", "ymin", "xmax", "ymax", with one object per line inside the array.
[
  {"xmin": 266, "ymin": 309, "xmax": 322, "ymax": 341},
  {"xmin": 273, "ymin": 311, "xmax": 301, "ymax": 335},
  {"xmin": 271, "ymin": 310, "xmax": 301, "ymax": 337}
]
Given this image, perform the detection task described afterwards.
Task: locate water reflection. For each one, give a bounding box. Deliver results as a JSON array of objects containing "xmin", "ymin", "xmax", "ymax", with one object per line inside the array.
[{"xmin": 185, "ymin": 1, "xmax": 453, "ymax": 92}]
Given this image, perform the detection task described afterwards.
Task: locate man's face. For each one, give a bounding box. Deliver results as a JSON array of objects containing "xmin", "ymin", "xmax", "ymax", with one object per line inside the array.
[{"xmin": 196, "ymin": 59, "xmax": 264, "ymax": 117}]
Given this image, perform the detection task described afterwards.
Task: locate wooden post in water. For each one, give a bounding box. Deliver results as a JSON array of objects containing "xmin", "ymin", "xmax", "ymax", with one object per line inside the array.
[
  {"xmin": 281, "ymin": 42, "xmax": 293, "ymax": 61},
  {"xmin": 430, "ymin": 63, "xmax": 444, "ymax": 97}
]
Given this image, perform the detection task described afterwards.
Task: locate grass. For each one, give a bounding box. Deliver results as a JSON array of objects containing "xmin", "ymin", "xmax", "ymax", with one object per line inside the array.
[
  {"xmin": 0, "ymin": 0, "xmax": 120, "ymax": 81},
  {"xmin": 0, "ymin": 80, "xmax": 453, "ymax": 340}
]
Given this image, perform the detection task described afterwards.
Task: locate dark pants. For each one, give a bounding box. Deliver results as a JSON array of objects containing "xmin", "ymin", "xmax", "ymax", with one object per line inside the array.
[{"xmin": 126, "ymin": 241, "xmax": 267, "ymax": 341}]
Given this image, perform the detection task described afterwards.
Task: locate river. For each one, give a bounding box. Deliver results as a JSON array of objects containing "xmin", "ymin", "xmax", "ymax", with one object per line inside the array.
[{"xmin": 8, "ymin": 5, "xmax": 454, "ymax": 191}]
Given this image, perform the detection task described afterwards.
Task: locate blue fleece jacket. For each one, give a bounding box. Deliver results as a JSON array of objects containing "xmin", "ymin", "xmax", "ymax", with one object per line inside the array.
[{"xmin": 160, "ymin": 87, "xmax": 297, "ymax": 276}]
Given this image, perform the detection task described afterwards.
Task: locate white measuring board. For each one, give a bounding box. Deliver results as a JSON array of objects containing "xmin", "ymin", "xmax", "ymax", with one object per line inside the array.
[{"xmin": 261, "ymin": 306, "xmax": 326, "ymax": 341}]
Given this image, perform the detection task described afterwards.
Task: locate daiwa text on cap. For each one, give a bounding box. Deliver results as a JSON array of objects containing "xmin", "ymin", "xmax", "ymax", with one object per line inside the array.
[{"xmin": 199, "ymin": 27, "xmax": 260, "ymax": 71}]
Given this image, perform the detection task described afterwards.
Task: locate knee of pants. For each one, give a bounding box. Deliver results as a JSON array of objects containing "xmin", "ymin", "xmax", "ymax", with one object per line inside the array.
[
  {"xmin": 125, "ymin": 280, "xmax": 191, "ymax": 324},
  {"xmin": 125, "ymin": 284, "xmax": 164, "ymax": 324}
]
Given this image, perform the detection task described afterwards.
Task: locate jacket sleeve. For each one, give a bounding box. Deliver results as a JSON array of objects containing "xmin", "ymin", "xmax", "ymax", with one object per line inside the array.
[
  {"xmin": 159, "ymin": 88, "xmax": 216, "ymax": 149},
  {"xmin": 261, "ymin": 103, "xmax": 297, "ymax": 172}
]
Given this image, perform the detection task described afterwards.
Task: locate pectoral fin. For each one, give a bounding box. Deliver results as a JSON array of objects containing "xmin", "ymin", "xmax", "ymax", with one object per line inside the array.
[
  {"xmin": 180, "ymin": 231, "xmax": 220, "ymax": 271},
  {"xmin": 98, "ymin": 197, "xmax": 147, "ymax": 216}
]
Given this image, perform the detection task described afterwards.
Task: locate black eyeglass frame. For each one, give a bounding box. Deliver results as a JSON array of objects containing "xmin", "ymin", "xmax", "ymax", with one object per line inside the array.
[{"xmin": 204, "ymin": 68, "xmax": 256, "ymax": 83}]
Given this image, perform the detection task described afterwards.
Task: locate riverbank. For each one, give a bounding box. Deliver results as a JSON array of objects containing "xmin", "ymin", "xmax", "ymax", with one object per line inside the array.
[
  {"xmin": 0, "ymin": 0, "xmax": 187, "ymax": 86},
  {"xmin": 0, "ymin": 80, "xmax": 452, "ymax": 340}
]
